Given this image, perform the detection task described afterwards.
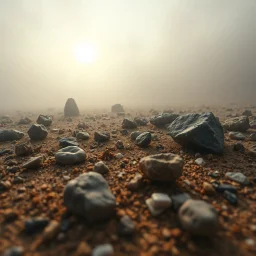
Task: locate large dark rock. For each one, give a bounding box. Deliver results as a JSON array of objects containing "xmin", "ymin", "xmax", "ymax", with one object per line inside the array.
[
  {"xmin": 27, "ymin": 124, "xmax": 48, "ymax": 141},
  {"xmin": 37, "ymin": 115, "xmax": 52, "ymax": 126},
  {"xmin": 64, "ymin": 98, "xmax": 80, "ymax": 117},
  {"xmin": 223, "ymin": 116, "xmax": 250, "ymax": 132},
  {"xmin": 111, "ymin": 104, "xmax": 124, "ymax": 113},
  {"xmin": 167, "ymin": 112, "xmax": 224, "ymax": 154},
  {"xmin": 94, "ymin": 131, "xmax": 110, "ymax": 142},
  {"xmin": 136, "ymin": 132, "xmax": 151, "ymax": 147},
  {"xmin": 0, "ymin": 130, "xmax": 24, "ymax": 142},
  {"xmin": 150, "ymin": 113, "xmax": 179, "ymax": 127}
]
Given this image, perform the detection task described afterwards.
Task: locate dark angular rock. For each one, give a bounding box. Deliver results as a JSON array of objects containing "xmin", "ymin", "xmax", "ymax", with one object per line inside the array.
[
  {"xmin": 111, "ymin": 104, "xmax": 124, "ymax": 113},
  {"xmin": 214, "ymin": 184, "xmax": 237, "ymax": 193},
  {"xmin": 135, "ymin": 132, "xmax": 151, "ymax": 147},
  {"xmin": 25, "ymin": 218, "xmax": 49, "ymax": 234},
  {"xmin": 223, "ymin": 191, "xmax": 238, "ymax": 205},
  {"xmin": 64, "ymin": 98, "xmax": 80, "ymax": 117},
  {"xmin": 0, "ymin": 130, "xmax": 24, "ymax": 142},
  {"xmin": 167, "ymin": 112, "xmax": 224, "ymax": 154},
  {"xmin": 37, "ymin": 115, "xmax": 52, "ymax": 126},
  {"xmin": 15, "ymin": 142, "xmax": 33, "ymax": 156},
  {"xmin": 59, "ymin": 137, "xmax": 78, "ymax": 148},
  {"xmin": 150, "ymin": 113, "xmax": 179, "ymax": 127},
  {"xmin": 122, "ymin": 118, "xmax": 137, "ymax": 129},
  {"xmin": 233, "ymin": 142, "xmax": 245, "ymax": 152},
  {"xmin": 27, "ymin": 124, "xmax": 48, "ymax": 141},
  {"xmin": 94, "ymin": 131, "xmax": 110, "ymax": 142},
  {"xmin": 120, "ymin": 129, "xmax": 128, "ymax": 135}
]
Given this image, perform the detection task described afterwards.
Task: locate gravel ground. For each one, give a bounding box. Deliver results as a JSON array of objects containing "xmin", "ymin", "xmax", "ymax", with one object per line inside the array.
[{"xmin": 0, "ymin": 106, "xmax": 256, "ymax": 256}]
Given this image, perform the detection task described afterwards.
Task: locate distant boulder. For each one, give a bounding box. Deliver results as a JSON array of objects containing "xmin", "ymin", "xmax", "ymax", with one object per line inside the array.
[
  {"xmin": 242, "ymin": 110, "xmax": 252, "ymax": 117},
  {"xmin": 111, "ymin": 104, "xmax": 124, "ymax": 113},
  {"xmin": 18, "ymin": 117, "xmax": 31, "ymax": 125},
  {"xmin": 64, "ymin": 98, "xmax": 80, "ymax": 117}
]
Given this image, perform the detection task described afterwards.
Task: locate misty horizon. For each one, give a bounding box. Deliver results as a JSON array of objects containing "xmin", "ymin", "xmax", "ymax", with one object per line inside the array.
[{"xmin": 1, "ymin": 0, "xmax": 256, "ymax": 112}]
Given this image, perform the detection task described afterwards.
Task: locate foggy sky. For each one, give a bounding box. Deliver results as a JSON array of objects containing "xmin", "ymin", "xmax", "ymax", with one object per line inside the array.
[{"xmin": 0, "ymin": 0, "xmax": 256, "ymax": 112}]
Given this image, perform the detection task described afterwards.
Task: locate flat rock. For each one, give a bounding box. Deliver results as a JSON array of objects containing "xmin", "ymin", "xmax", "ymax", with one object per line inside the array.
[
  {"xmin": 225, "ymin": 172, "xmax": 250, "ymax": 185},
  {"xmin": 37, "ymin": 115, "xmax": 52, "ymax": 126},
  {"xmin": 27, "ymin": 124, "xmax": 48, "ymax": 141},
  {"xmin": 229, "ymin": 132, "xmax": 245, "ymax": 140},
  {"xmin": 151, "ymin": 193, "xmax": 172, "ymax": 208},
  {"xmin": 22, "ymin": 156, "xmax": 44, "ymax": 169},
  {"xmin": 223, "ymin": 116, "xmax": 250, "ymax": 132},
  {"xmin": 122, "ymin": 118, "xmax": 137, "ymax": 129},
  {"xmin": 64, "ymin": 98, "xmax": 80, "ymax": 117},
  {"xmin": 139, "ymin": 153, "xmax": 184, "ymax": 181},
  {"xmin": 168, "ymin": 112, "xmax": 224, "ymax": 154},
  {"xmin": 178, "ymin": 199, "xmax": 218, "ymax": 236},
  {"xmin": 0, "ymin": 129, "xmax": 24, "ymax": 142},
  {"xmin": 64, "ymin": 172, "xmax": 116, "ymax": 222},
  {"xmin": 150, "ymin": 113, "xmax": 179, "ymax": 127},
  {"xmin": 135, "ymin": 132, "xmax": 151, "ymax": 147},
  {"xmin": 55, "ymin": 146, "xmax": 86, "ymax": 165}
]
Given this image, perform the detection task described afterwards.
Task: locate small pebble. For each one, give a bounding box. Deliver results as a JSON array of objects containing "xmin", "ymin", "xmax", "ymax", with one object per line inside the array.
[
  {"xmin": 92, "ymin": 244, "xmax": 114, "ymax": 256},
  {"xmin": 118, "ymin": 215, "xmax": 135, "ymax": 236},
  {"xmin": 195, "ymin": 158, "xmax": 205, "ymax": 166},
  {"xmin": 151, "ymin": 193, "xmax": 172, "ymax": 208},
  {"xmin": 223, "ymin": 191, "xmax": 238, "ymax": 205},
  {"xmin": 146, "ymin": 198, "xmax": 166, "ymax": 216}
]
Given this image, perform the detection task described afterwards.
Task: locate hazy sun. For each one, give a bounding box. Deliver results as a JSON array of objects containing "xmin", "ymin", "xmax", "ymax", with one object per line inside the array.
[{"xmin": 73, "ymin": 43, "xmax": 97, "ymax": 64}]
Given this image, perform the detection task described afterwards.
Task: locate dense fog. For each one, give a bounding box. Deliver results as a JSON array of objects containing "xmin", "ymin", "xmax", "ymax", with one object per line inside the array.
[{"xmin": 0, "ymin": 0, "xmax": 256, "ymax": 112}]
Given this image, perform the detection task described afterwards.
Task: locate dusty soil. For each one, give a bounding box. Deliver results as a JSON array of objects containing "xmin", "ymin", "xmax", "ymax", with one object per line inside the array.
[{"xmin": 0, "ymin": 106, "xmax": 256, "ymax": 256}]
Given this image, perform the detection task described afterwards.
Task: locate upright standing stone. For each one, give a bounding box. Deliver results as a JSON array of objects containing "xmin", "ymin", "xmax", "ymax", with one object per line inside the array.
[{"xmin": 64, "ymin": 98, "xmax": 80, "ymax": 117}]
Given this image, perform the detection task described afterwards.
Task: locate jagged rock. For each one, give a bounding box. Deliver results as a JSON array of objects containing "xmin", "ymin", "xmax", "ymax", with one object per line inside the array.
[
  {"xmin": 135, "ymin": 132, "xmax": 151, "ymax": 147},
  {"xmin": 27, "ymin": 124, "xmax": 48, "ymax": 141},
  {"xmin": 150, "ymin": 113, "xmax": 179, "ymax": 127},
  {"xmin": 225, "ymin": 172, "xmax": 250, "ymax": 185},
  {"xmin": 168, "ymin": 112, "xmax": 224, "ymax": 154},
  {"xmin": 0, "ymin": 130, "xmax": 24, "ymax": 142},
  {"xmin": 37, "ymin": 115, "xmax": 52, "ymax": 126},
  {"xmin": 139, "ymin": 153, "xmax": 184, "ymax": 181},
  {"xmin": 64, "ymin": 98, "xmax": 80, "ymax": 117},
  {"xmin": 55, "ymin": 146, "xmax": 86, "ymax": 165},
  {"xmin": 22, "ymin": 156, "xmax": 44, "ymax": 169},
  {"xmin": 223, "ymin": 116, "xmax": 250, "ymax": 132},
  {"xmin": 64, "ymin": 172, "xmax": 116, "ymax": 222}
]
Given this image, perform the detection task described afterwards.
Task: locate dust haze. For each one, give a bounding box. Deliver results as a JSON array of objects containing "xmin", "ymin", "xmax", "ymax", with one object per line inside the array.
[{"xmin": 1, "ymin": 0, "xmax": 256, "ymax": 112}]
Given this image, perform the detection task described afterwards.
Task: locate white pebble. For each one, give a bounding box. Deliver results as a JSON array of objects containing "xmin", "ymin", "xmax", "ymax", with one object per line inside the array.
[
  {"xmin": 92, "ymin": 244, "xmax": 114, "ymax": 256},
  {"xmin": 151, "ymin": 193, "xmax": 172, "ymax": 208},
  {"xmin": 115, "ymin": 153, "xmax": 124, "ymax": 159},
  {"xmin": 195, "ymin": 158, "xmax": 205, "ymax": 166},
  {"xmin": 146, "ymin": 198, "xmax": 166, "ymax": 216}
]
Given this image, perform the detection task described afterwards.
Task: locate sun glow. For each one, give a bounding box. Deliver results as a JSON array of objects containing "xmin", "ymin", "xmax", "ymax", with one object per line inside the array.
[{"xmin": 73, "ymin": 43, "xmax": 98, "ymax": 64}]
